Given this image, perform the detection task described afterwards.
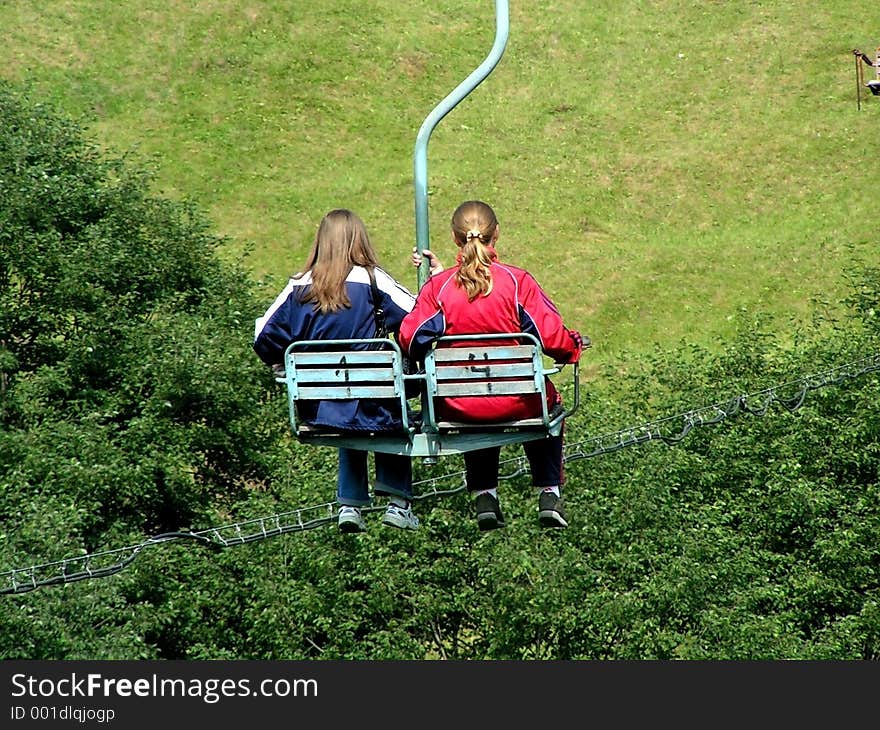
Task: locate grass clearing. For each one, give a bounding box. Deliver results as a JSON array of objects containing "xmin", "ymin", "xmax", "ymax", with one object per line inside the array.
[{"xmin": 1, "ymin": 0, "xmax": 875, "ymax": 368}]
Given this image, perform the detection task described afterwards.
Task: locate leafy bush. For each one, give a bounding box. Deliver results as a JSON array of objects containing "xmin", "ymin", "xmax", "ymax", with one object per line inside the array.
[
  {"xmin": 1, "ymin": 83, "xmax": 878, "ymax": 660},
  {"xmin": 0, "ymin": 83, "xmax": 284, "ymax": 657}
]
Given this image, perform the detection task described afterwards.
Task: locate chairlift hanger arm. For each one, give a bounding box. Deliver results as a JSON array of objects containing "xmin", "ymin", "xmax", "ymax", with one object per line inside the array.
[{"xmin": 413, "ymin": 0, "xmax": 509, "ymax": 290}]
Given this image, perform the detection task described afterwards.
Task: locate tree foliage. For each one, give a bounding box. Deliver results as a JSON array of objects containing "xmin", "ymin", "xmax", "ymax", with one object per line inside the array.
[
  {"xmin": 0, "ymin": 83, "xmax": 282, "ymax": 657},
  {"xmin": 0, "ymin": 84, "xmax": 878, "ymax": 660}
]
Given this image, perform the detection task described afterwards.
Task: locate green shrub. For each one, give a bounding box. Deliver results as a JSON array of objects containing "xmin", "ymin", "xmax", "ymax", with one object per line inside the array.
[{"xmin": 1, "ymin": 83, "xmax": 878, "ymax": 660}]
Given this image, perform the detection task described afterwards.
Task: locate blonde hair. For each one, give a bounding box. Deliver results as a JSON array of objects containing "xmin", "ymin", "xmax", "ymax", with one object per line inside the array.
[
  {"xmin": 451, "ymin": 200, "xmax": 498, "ymax": 301},
  {"xmin": 296, "ymin": 209, "xmax": 379, "ymax": 313}
]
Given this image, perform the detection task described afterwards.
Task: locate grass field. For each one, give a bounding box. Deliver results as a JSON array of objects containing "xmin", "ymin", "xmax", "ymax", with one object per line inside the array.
[{"xmin": 2, "ymin": 0, "xmax": 876, "ymax": 370}]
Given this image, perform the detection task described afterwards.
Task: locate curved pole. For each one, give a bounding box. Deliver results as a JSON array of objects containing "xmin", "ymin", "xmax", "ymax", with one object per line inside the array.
[{"xmin": 413, "ymin": 0, "xmax": 509, "ymax": 289}]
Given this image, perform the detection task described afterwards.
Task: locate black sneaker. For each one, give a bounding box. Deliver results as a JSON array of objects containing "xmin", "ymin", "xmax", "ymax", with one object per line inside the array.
[
  {"xmin": 474, "ymin": 492, "xmax": 505, "ymax": 531},
  {"xmin": 538, "ymin": 491, "xmax": 568, "ymax": 528}
]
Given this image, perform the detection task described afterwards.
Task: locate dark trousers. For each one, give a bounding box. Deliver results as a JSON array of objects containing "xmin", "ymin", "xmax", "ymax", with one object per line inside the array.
[{"xmin": 464, "ymin": 430, "xmax": 565, "ymax": 492}]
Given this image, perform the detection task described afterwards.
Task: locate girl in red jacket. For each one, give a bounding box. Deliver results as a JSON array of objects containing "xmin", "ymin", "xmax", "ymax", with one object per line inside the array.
[{"xmin": 399, "ymin": 200, "xmax": 585, "ymax": 531}]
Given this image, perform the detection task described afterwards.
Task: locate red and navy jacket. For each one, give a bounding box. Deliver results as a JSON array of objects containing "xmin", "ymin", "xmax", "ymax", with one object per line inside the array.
[
  {"xmin": 398, "ymin": 260, "xmax": 582, "ymax": 423},
  {"xmin": 254, "ymin": 266, "xmax": 416, "ymax": 431}
]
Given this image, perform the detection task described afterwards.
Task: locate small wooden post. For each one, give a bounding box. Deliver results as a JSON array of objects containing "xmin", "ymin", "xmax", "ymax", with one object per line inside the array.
[{"xmin": 857, "ymin": 52, "xmax": 863, "ymax": 110}]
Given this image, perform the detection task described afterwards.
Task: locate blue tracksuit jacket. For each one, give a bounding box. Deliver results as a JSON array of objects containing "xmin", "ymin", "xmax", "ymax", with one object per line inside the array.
[{"xmin": 253, "ymin": 266, "xmax": 416, "ymax": 432}]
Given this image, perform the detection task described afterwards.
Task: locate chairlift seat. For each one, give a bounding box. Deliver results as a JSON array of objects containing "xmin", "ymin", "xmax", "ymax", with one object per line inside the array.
[
  {"xmin": 279, "ymin": 332, "xmax": 579, "ymax": 460},
  {"xmin": 279, "ymin": 338, "xmax": 416, "ymax": 451},
  {"xmin": 422, "ymin": 333, "xmax": 572, "ymax": 436}
]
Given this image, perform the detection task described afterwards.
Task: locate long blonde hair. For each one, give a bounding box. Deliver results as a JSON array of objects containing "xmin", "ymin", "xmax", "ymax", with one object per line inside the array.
[
  {"xmin": 451, "ymin": 200, "xmax": 498, "ymax": 301},
  {"xmin": 296, "ymin": 209, "xmax": 379, "ymax": 313}
]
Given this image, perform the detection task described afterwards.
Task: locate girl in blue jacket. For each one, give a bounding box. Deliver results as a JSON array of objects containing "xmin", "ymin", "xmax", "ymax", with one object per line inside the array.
[{"xmin": 254, "ymin": 209, "xmax": 419, "ymax": 533}]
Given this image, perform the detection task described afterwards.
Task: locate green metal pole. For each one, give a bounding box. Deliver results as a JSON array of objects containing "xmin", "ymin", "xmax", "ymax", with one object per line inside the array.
[{"xmin": 413, "ymin": 0, "xmax": 509, "ymax": 290}]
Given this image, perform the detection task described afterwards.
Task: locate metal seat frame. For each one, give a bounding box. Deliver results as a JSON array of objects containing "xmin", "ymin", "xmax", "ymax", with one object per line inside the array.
[{"xmin": 278, "ymin": 332, "xmax": 579, "ymax": 461}]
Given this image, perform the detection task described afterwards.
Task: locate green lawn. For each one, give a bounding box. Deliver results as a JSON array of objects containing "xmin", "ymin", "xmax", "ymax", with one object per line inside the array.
[{"xmin": 2, "ymin": 0, "xmax": 875, "ymax": 366}]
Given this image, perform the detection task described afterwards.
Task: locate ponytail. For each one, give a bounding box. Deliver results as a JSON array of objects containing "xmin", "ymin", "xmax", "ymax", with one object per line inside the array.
[
  {"xmin": 456, "ymin": 237, "xmax": 495, "ymax": 301},
  {"xmin": 451, "ymin": 201, "xmax": 499, "ymax": 301}
]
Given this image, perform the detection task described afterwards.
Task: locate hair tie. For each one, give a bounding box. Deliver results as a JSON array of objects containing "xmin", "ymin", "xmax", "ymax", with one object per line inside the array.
[{"xmin": 465, "ymin": 229, "xmax": 482, "ymax": 241}]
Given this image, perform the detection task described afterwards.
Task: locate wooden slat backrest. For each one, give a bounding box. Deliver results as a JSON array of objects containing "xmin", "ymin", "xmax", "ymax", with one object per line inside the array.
[
  {"xmin": 289, "ymin": 349, "xmax": 401, "ymax": 400},
  {"xmin": 429, "ymin": 344, "xmax": 541, "ymax": 398},
  {"xmin": 281, "ymin": 339, "xmax": 412, "ymax": 438},
  {"xmin": 422, "ymin": 335, "xmax": 551, "ymax": 432}
]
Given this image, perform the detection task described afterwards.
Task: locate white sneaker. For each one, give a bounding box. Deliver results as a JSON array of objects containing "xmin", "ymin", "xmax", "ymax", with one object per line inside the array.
[
  {"xmin": 338, "ymin": 506, "xmax": 366, "ymax": 533},
  {"xmin": 382, "ymin": 503, "xmax": 419, "ymax": 530}
]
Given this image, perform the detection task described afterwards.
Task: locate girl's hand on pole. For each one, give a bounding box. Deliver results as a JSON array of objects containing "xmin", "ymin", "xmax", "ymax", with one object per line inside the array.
[{"xmin": 411, "ymin": 247, "xmax": 444, "ymax": 276}]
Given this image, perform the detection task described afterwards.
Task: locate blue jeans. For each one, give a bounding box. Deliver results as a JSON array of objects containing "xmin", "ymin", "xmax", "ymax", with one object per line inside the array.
[{"xmin": 336, "ymin": 448, "xmax": 413, "ymax": 507}]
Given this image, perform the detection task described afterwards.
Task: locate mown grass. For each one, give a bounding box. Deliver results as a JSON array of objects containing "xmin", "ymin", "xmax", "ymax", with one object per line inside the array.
[{"xmin": 1, "ymin": 0, "xmax": 875, "ymax": 369}]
